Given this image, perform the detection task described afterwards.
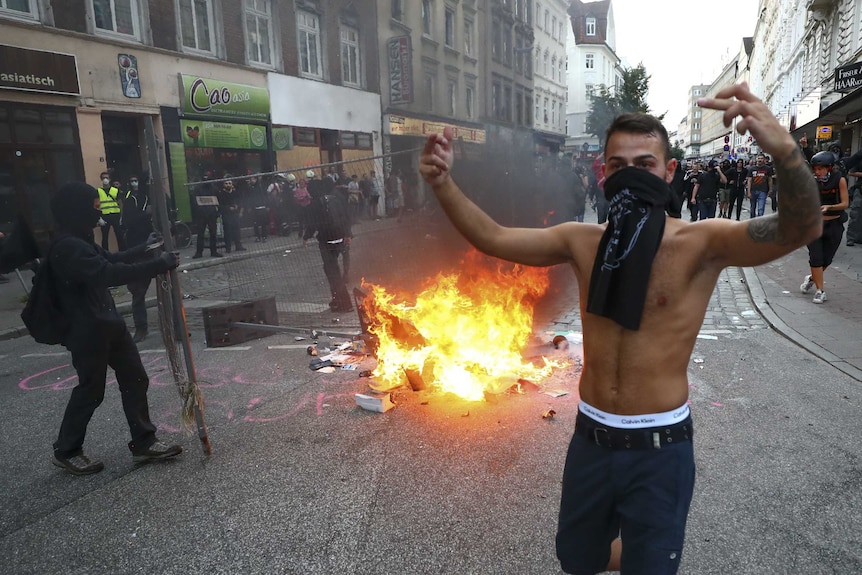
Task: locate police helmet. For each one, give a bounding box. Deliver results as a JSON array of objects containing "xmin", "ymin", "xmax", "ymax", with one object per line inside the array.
[{"xmin": 810, "ymin": 151, "xmax": 836, "ymax": 167}]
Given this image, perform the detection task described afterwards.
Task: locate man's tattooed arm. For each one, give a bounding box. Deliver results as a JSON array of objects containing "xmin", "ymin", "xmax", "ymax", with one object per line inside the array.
[{"xmin": 747, "ymin": 147, "xmax": 821, "ymax": 244}]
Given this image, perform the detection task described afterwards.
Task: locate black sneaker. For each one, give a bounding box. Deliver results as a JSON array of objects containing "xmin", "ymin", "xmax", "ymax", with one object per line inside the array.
[
  {"xmin": 132, "ymin": 441, "xmax": 183, "ymax": 463},
  {"xmin": 210, "ymin": 252, "xmax": 223, "ymax": 258},
  {"xmin": 132, "ymin": 329, "xmax": 148, "ymax": 344},
  {"xmin": 52, "ymin": 453, "xmax": 104, "ymax": 475}
]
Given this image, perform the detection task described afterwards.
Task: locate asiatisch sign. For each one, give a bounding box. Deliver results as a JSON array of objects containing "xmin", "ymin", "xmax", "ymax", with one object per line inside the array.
[
  {"xmin": 834, "ymin": 62, "xmax": 862, "ymax": 93},
  {"xmin": 0, "ymin": 44, "xmax": 79, "ymax": 96}
]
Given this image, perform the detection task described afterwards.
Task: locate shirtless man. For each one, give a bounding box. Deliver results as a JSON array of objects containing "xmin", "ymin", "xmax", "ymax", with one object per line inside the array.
[{"xmin": 419, "ymin": 83, "xmax": 821, "ymax": 574}]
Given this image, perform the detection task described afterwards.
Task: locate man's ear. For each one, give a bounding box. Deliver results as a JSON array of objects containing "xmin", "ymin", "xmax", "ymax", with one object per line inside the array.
[{"xmin": 665, "ymin": 159, "xmax": 678, "ymax": 184}]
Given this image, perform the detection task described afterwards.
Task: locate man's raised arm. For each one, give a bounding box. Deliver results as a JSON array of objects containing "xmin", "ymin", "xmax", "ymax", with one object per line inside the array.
[
  {"xmin": 698, "ymin": 83, "xmax": 821, "ymax": 265},
  {"xmin": 419, "ymin": 128, "xmax": 572, "ymax": 267}
]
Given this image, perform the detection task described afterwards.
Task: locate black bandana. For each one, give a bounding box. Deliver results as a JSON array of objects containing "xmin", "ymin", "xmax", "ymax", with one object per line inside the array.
[{"xmin": 586, "ymin": 167, "xmax": 671, "ymax": 330}]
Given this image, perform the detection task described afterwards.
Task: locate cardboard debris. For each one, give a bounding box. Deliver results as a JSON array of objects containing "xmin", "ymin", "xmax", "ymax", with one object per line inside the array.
[
  {"xmin": 355, "ymin": 391, "xmax": 395, "ymax": 413},
  {"xmin": 542, "ymin": 390, "xmax": 569, "ymax": 398}
]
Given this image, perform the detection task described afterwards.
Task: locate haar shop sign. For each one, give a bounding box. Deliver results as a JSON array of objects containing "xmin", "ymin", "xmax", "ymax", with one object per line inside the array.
[
  {"xmin": 0, "ymin": 44, "xmax": 79, "ymax": 96},
  {"xmin": 835, "ymin": 62, "xmax": 862, "ymax": 93},
  {"xmin": 179, "ymin": 74, "xmax": 269, "ymax": 121}
]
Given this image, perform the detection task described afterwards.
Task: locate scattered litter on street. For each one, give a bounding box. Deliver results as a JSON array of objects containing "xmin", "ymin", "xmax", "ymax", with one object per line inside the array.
[
  {"xmin": 696, "ymin": 334, "xmax": 718, "ymax": 340},
  {"xmin": 355, "ymin": 391, "xmax": 395, "ymax": 413},
  {"xmin": 542, "ymin": 390, "xmax": 568, "ymax": 398},
  {"xmin": 541, "ymin": 409, "xmax": 556, "ymax": 420},
  {"xmin": 693, "ymin": 358, "xmax": 704, "ymax": 364}
]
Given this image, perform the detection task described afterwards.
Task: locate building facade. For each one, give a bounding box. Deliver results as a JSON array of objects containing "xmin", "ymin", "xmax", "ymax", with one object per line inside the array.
[
  {"xmin": 565, "ymin": 0, "xmax": 621, "ymax": 159},
  {"xmin": 0, "ymin": 0, "xmax": 381, "ymax": 236},
  {"xmin": 532, "ymin": 0, "xmax": 568, "ymax": 155}
]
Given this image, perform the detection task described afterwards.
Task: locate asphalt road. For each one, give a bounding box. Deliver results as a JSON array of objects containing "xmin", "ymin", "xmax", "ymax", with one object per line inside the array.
[{"xmin": 2, "ymin": 298, "xmax": 862, "ymax": 574}]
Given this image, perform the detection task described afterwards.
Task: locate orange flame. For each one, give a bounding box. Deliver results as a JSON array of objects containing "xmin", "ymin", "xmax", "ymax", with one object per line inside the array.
[{"xmin": 362, "ymin": 251, "xmax": 565, "ymax": 401}]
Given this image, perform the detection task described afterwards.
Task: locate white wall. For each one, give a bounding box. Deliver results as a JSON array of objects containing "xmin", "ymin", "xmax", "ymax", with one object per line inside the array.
[{"xmin": 268, "ymin": 73, "xmax": 382, "ymax": 135}]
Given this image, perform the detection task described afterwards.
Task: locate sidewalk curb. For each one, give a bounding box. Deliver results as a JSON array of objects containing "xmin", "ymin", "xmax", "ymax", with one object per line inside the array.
[{"xmin": 742, "ymin": 265, "xmax": 862, "ymax": 382}]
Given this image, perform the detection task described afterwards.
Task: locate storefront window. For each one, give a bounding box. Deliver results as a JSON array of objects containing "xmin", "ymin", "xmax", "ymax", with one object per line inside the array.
[
  {"xmin": 45, "ymin": 111, "xmax": 75, "ymax": 145},
  {"xmin": 294, "ymin": 128, "xmax": 317, "ymax": 146},
  {"xmin": 0, "ymin": 108, "xmax": 10, "ymax": 143},
  {"xmin": 13, "ymin": 109, "xmax": 44, "ymax": 144}
]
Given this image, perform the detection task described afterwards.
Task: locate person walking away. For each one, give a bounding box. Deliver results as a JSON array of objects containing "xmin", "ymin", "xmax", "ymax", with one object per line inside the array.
[
  {"xmin": 419, "ymin": 82, "xmax": 822, "ymax": 574},
  {"xmin": 846, "ymin": 165, "xmax": 862, "ymax": 246},
  {"xmin": 347, "ymin": 174, "xmax": 364, "ymax": 224},
  {"xmin": 684, "ymin": 163, "xmax": 701, "ymax": 221},
  {"xmin": 718, "ymin": 159, "xmax": 732, "ymax": 217},
  {"xmin": 800, "ymin": 151, "xmax": 850, "ymax": 304},
  {"xmin": 292, "ymin": 173, "xmax": 312, "ymax": 237},
  {"xmin": 97, "ymin": 171, "xmax": 124, "ymax": 251},
  {"xmin": 571, "ymin": 165, "xmax": 588, "ymax": 223},
  {"xmin": 727, "ymin": 159, "xmax": 748, "ymax": 220},
  {"xmin": 246, "ymin": 172, "xmax": 269, "ymax": 242},
  {"xmin": 692, "ymin": 160, "xmax": 726, "ymax": 220},
  {"xmin": 386, "ymin": 170, "xmax": 404, "ymax": 221},
  {"xmin": 366, "ymin": 171, "xmax": 382, "ymax": 219},
  {"xmin": 191, "ymin": 172, "xmax": 222, "ymax": 259},
  {"xmin": 121, "ymin": 174, "xmax": 155, "ymax": 343},
  {"xmin": 218, "ymin": 177, "xmax": 245, "ymax": 253},
  {"xmin": 747, "ymin": 153, "xmax": 773, "ymax": 217},
  {"xmin": 303, "ymin": 180, "xmax": 353, "ymax": 313},
  {"xmin": 46, "ymin": 182, "xmax": 183, "ymax": 475}
]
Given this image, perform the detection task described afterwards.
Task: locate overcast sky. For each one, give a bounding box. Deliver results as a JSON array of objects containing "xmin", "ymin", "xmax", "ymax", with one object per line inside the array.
[{"xmin": 610, "ymin": 0, "xmax": 761, "ymax": 130}]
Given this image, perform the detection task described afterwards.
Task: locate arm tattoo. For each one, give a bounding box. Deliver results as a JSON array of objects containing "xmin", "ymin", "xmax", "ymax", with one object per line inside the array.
[{"xmin": 746, "ymin": 147, "xmax": 820, "ymax": 244}]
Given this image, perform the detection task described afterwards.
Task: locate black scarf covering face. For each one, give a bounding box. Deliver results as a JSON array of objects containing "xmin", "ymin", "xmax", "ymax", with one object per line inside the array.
[{"xmin": 586, "ymin": 166, "xmax": 671, "ymax": 330}]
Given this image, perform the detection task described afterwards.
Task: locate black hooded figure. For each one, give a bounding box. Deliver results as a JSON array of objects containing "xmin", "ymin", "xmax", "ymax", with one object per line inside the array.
[{"xmin": 46, "ymin": 182, "xmax": 183, "ymax": 475}]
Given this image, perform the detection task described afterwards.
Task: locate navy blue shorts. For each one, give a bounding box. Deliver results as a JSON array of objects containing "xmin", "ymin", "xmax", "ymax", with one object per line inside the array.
[{"xmin": 556, "ymin": 412, "xmax": 696, "ymax": 575}]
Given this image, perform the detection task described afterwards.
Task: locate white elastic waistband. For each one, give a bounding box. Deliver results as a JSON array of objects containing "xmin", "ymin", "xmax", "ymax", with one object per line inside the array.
[{"xmin": 579, "ymin": 400, "xmax": 690, "ymax": 429}]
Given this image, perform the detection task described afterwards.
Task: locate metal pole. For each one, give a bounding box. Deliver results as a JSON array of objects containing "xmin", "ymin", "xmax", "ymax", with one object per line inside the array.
[
  {"xmin": 15, "ymin": 268, "xmax": 28, "ymax": 293},
  {"xmin": 143, "ymin": 116, "xmax": 211, "ymax": 455}
]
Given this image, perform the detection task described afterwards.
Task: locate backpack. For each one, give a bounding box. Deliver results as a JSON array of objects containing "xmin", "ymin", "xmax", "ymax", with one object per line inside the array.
[
  {"xmin": 20, "ymin": 242, "xmax": 70, "ymax": 345},
  {"xmin": 320, "ymin": 193, "xmax": 351, "ymax": 239}
]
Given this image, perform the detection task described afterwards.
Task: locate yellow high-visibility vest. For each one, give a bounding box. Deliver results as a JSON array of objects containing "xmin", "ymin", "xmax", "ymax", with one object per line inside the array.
[{"xmin": 98, "ymin": 187, "xmax": 121, "ymax": 214}]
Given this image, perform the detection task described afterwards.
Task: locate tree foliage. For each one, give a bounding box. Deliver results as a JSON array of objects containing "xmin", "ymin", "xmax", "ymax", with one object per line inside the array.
[{"xmin": 585, "ymin": 64, "xmax": 665, "ymax": 147}]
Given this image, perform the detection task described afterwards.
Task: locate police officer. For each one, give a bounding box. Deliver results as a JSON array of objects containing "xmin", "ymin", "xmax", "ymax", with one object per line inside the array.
[
  {"xmin": 97, "ymin": 171, "xmax": 124, "ymax": 251},
  {"xmin": 122, "ymin": 174, "xmax": 156, "ymax": 343}
]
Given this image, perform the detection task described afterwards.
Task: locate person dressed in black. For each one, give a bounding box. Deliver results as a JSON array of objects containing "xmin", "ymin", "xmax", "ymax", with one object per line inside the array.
[
  {"xmin": 692, "ymin": 160, "xmax": 727, "ymax": 220},
  {"xmin": 218, "ymin": 176, "xmax": 245, "ymax": 253},
  {"xmin": 191, "ymin": 171, "xmax": 223, "ymax": 259},
  {"xmin": 303, "ymin": 178, "xmax": 353, "ymax": 312},
  {"xmin": 122, "ymin": 174, "xmax": 155, "ymax": 343},
  {"xmin": 727, "ymin": 159, "xmax": 749, "ymax": 221},
  {"xmin": 48, "ymin": 182, "xmax": 182, "ymax": 475},
  {"xmin": 245, "ymin": 172, "xmax": 269, "ymax": 242}
]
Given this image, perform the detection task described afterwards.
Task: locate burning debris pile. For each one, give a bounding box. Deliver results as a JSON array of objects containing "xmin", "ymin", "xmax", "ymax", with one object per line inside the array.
[{"xmin": 360, "ymin": 251, "xmax": 567, "ymax": 402}]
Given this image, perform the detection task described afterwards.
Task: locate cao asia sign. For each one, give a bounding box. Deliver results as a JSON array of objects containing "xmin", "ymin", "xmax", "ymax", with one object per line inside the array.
[
  {"xmin": 0, "ymin": 44, "xmax": 79, "ymax": 96},
  {"xmin": 179, "ymin": 74, "xmax": 269, "ymax": 121}
]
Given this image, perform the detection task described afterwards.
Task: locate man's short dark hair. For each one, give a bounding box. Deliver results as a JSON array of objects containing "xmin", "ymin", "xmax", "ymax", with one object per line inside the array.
[{"xmin": 605, "ymin": 113, "xmax": 672, "ymax": 163}]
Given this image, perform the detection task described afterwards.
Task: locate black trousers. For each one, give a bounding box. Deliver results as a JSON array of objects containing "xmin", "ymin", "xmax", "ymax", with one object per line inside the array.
[
  {"xmin": 54, "ymin": 328, "xmax": 157, "ymax": 457},
  {"xmin": 194, "ymin": 212, "xmax": 219, "ymax": 255},
  {"xmin": 728, "ymin": 189, "xmax": 745, "ymax": 220},
  {"xmin": 253, "ymin": 207, "xmax": 269, "ymax": 239},
  {"xmin": 222, "ymin": 210, "xmax": 243, "ymax": 251},
  {"xmin": 127, "ymin": 276, "xmax": 152, "ymax": 331},
  {"xmin": 318, "ymin": 240, "xmax": 351, "ymax": 307},
  {"xmin": 100, "ymin": 213, "xmax": 125, "ymax": 251}
]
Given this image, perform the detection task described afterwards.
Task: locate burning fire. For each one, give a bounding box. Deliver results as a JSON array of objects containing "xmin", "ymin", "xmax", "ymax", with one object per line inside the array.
[{"xmin": 362, "ymin": 251, "xmax": 565, "ymax": 401}]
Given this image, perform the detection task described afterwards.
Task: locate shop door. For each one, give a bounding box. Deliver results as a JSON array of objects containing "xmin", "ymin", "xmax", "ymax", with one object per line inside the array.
[{"xmin": 102, "ymin": 115, "xmax": 142, "ymax": 186}]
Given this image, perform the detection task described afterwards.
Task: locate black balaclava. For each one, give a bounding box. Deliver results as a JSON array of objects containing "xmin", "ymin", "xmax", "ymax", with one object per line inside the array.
[{"xmin": 51, "ymin": 182, "xmax": 101, "ymax": 238}]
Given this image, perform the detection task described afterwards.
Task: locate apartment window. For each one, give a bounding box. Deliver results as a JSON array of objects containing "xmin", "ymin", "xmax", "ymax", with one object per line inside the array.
[
  {"xmin": 464, "ymin": 19, "xmax": 474, "ymax": 55},
  {"xmin": 448, "ymin": 81, "xmax": 457, "ymax": 116},
  {"xmin": 296, "ymin": 10, "xmax": 322, "ymax": 76},
  {"xmin": 0, "ymin": 0, "xmax": 38, "ymax": 19},
  {"xmin": 693, "ymin": 122, "xmax": 700, "ymax": 130},
  {"xmin": 693, "ymin": 88, "xmax": 701, "ymax": 96},
  {"xmin": 246, "ymin": 0, "xmax": 274, "ymax": 66},
  {"xmin": 551, "ymin": 55, "xmax": 556, "ymax": 80},
  {"xmin": 535, "ymin": 2, "xmax": 540, "ymax": 28},
  {"xmin": 178, "ymin": 0, "xmax": 214, "ymax": 53},
  {"xmin": 525, "ymin": 94, "xmax": 532, "ymax": 126},
  {"xmin": 586, "ymin": 16, "xmax": 596, "ymax": 36},
  {"xmin": 516, "ymin": 92, "xmax": 524, "ymax": 125},
  {"xmin": 585, "ymin": 53, "xmax": 594, "ymax": 69},
  {"xmin": 294, "ymin": 128, "xmax": 318, "ymax": 146},
  {"xmin": 492, "ymin": 19, "xmax": 501, "ymax": 60},
  {"xmin": 543, "ymin": 97, "xmax": 549, "ymax": 124},
  {"xmin": 391, "ymin": 0, "xmax": 403, "ymax": 21},
  {"xmin": 466, "ymin": 86, "xmax": 475, "ymax": 119},
  {"xmin": 504, "ymin": 85, "xmax": 512, "ymax": 122},
  {"xmin": 558, "ymin": 58, "xmax": 564, "ymax": 83},
  {"xmin": 535, "ymin": 98, "xmax": 540, "ymax": 124},
  {"xmin": 694, "ymin": 110, "xmax": 701, "ymax": 118},
  {"xmin": 551, "ymin": 16, "xmax": 556, "ymax": 39},
  {"xmin": 503, "ymin": 26, "xmax": 511, "ymax": 66},
  {"xmin": 422, "ymin": 0, "xmax": 431, "ymax": 35},
  {"xmin": 92, "ymin": 0, "xmax": 140, "ymax": 37},
  {"xmin": 585, "ymin": 83, "xmax": 593, "ymax": 96},
  {"xmin": 535, "ymin": 46, "xmax": 540, "ymax": 71},
  {"xmin": 550, "ymin": 98, "xmax": 556, "ymax": 126},
  {"xmin": 525, "ymin": 0, "xmax": 532, "ymax": 24},
  {"xmin": 544, "ymin": 9, "xmax": 549, "ymax": 31},
  {"xmin": 492, "ymin": 82, "xmax": 501, "ymax": 119},
  {"xmin": 425, "ymin": 74, "xmax": 435, "ymax": 111},
  {"xmin": 543, "ymin": 51, "xmax": 549, "ymax": 76},
  {"xmin": 558, "ymin": 21, "xmax": 563, "ymax": 41},
  {"xmin": 444, "ymin": 7, "xmax": 455, "ymax": 48},
  {"xmin": 340, "ymin": 26, "xmax": 361, "ymax": 87},
  {"xmin": 513, "ymin": 0, "xmax": 519, "ymax": 18},
  {"xmin": 558, "ymin": 103, "xmax": 564, "ymax": 128}
]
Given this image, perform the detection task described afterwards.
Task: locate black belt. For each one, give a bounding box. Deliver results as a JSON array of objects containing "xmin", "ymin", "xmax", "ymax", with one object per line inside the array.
[{"xmin": 575, "ymin": 411, "xmax": 692, "ymax": 450}]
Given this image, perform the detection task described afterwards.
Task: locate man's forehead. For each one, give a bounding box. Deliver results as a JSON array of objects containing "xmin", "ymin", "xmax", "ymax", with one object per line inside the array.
[{"xmin": 605, "ymin": 131, "xmax": 665, "ymax": 159}]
